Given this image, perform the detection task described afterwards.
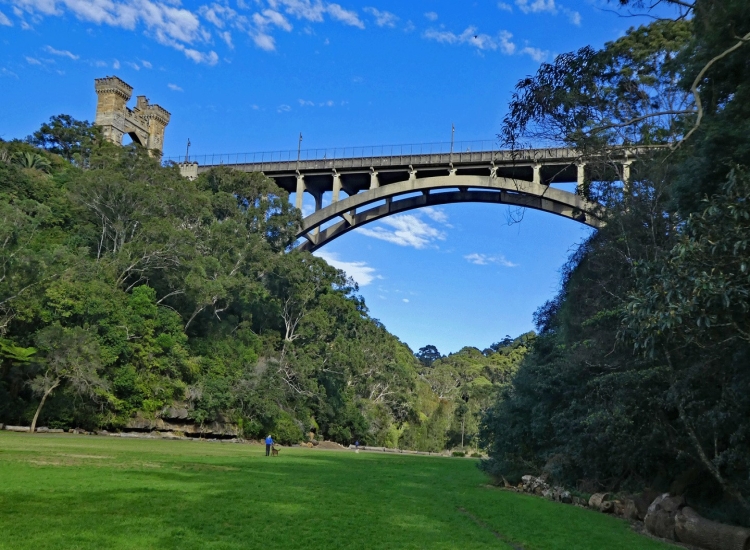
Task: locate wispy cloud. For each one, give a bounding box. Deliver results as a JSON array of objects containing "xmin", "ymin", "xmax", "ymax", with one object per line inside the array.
[
  {"xmin": 44, "ymin": 45, "xmax": 79, "ymax": 60},
  {"xmin": 277, "ymin": 103, "xmax": 292, "ymax": 113},
  {"xmin": 422, "ymin": 207, "xmax": 451, "ymax": 225},
  {"xmin": 464, "ymin": 253, "xmax": 518, "ymax": 267},
  {"xmin": 424, "ymin": 11, "xmax": 438, "ymax": 21},
  {"xmin": 423, "ymin": 26, "xmax": 516, "ymax": 54},
  {"xmin": 521, "ymin": 46, "xmax": 548, "ymax": 62},
  {"xmin": 357, "ymin": 213, "xmax": 447, "ymax": 249},
  {"xmin": 141, "ymin": 59, "xmax": 152, "ymax": 68},
  {"xmin": 364, "ymin": 6, "xmax": 397, "ymax": 27},
  {"xmin": 0, "ymin": 10, "xmax": 12, "ymax": 26},
  {"xmin": 168, "ymin": 83, "xmax": 183, "ymax": 91},
  {"xmin": 25, "ymin": 56, "xmax": 42, "ymax": 65},
  {"xmin": 314, "ymin": 251, "xmax": 379, "ymax": 286},
  {"xmin": 326, "ymin": 3, "xmax": 364, "ymax": 28},
  {"xmin": 497, "ymin": 2, "xmax": 513, "ymax": 12},
  {"xmin": 514, "ymin": 0, "xmax": 580, "ymax": 25},
  {"xmin": 15, "ymin": 0, "xmax": 220, "ymax": 64}
]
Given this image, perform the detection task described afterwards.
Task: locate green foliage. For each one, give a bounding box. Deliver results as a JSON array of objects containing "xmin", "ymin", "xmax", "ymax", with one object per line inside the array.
[
  {"xmin": 0, "ymin": 125, "xmax": 431, "ymax": 450},
  {"xmin": 483, "ymin": 5, "xmax": 750, "ymax": 525}
]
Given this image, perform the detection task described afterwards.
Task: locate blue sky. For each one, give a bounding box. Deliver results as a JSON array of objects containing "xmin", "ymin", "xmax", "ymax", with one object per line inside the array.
[{"xmin": 0, "ymin": 0, "xmax": 661, "ymax": 354}]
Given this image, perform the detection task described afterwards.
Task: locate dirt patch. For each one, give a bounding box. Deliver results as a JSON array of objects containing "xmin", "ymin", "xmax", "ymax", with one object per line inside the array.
[
  {"xmin": 57, "ymin": 454, "xmax": 112, "ymax": 460},
  {"xmin": 316, "ymin": 441, "xmax": 346, "ymax": 450},
  {"xmin": 457, "ymin": 507, "xmax": 525, "ymax": 550},
  {"xmin": 174, "ymin": 463, "xmax": 240, "ymax": 472}
]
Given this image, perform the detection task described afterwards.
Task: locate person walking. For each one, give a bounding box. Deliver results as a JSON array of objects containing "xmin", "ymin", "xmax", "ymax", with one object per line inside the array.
[{"xmin": 265, "ymin": 434, "xmax": 274, "ymax": 456}]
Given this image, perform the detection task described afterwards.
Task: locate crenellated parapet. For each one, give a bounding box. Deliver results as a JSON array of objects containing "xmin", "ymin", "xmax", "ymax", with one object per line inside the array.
[{"xmin": 94, "ymin": 76, "xmax": 170, "ymax": 156}]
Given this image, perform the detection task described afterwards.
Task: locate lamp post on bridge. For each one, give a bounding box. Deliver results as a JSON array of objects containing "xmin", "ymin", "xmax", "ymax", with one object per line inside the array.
[
  {"xmin": 185, "ymin": 138, "xmax": 191, "ymax": 163},
  {"xmin": 297, "ymin": 132, "xmax": 302, "ymax": 170}
]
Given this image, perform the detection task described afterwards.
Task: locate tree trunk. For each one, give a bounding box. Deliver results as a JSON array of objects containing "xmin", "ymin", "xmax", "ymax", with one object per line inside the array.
[{"xmin": 30, "ymin": 380, "xmax": 59, "ymax": 434}]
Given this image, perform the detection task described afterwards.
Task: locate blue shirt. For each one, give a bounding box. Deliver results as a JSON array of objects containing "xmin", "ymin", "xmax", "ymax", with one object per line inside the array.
[{"xmin": 265, "ymin": 436, "xmax": 273, "ymax": 445}]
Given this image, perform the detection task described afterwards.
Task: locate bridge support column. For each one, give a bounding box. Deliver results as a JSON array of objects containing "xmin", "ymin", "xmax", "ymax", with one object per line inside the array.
[
  {"xmin": 533, "ymin": 163, "xmax": 541, "ymax": 185},
  {"xmin": 409, "ymin": 165, "xmax": 417, "ymax": 184},
  {"xmin": 332, "ymin": 171, "xmax": 342, "ymax": 202},
  {"xmin": 622, "ymin": 160, "xmax": 632, "ymax": 192},
  {"xmin": 577, "ymin": 162, "xmax": 586, "ymax": 195},
  {"xmin": 369, "ymin": 169, "xmax": 379, "ymax": 190},
  {"xmin": 295, "ymin": 174, "xmax": 306, "ymax": 210}
]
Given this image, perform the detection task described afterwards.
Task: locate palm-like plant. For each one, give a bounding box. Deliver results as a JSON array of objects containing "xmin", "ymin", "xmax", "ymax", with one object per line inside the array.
[{"xmin": 12, "ymin": 151, "xmax": 51, "ymax": 172}]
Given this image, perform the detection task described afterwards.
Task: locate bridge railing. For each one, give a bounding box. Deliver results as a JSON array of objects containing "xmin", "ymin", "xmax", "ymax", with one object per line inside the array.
[{"xmin": 163, "ymin": 139, "xmax": 511, "ymax": 166}]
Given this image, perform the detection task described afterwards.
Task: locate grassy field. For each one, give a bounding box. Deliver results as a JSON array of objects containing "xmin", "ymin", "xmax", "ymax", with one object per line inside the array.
[{"xmin": 0, "ymin": 432, "xmax": 675, "ymax": 550}]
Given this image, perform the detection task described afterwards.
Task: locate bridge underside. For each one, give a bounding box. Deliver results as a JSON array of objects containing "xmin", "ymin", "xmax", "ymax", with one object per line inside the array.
[
  {"xmin": 187, "ymin": 147, "xmax": 615, "ymax": 251},
  {"xmin": 296, "ymin": 175, "xmax": 605, "ymax": 252}
]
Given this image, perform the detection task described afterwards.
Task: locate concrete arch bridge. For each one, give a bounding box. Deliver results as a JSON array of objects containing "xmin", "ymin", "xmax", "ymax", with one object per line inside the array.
[{"xmin": 178, "ymin": 143, "xmax": 625, "ymax": 251}]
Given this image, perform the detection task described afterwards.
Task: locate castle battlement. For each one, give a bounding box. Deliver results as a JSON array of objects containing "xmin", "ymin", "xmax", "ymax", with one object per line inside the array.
[{"xmin": 94, "ymin": 76, "xmax": 169, "ymax": 155}]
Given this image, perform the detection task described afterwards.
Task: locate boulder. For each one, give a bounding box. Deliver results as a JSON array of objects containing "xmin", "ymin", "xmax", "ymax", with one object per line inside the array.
[
  {"xmin": 621, "ymin": 499, "xmax": 639, "ymax": 520},
  {"xmin": 674, "ymin": 506, "xmax": 750, "ymax": 550},
  {"xmin": 600, "ymin": 501, "xmax": 615, "ymax": 514},
  {"xmin": 560, "ymin": 491, "xmax": 573, "ymax": 504},
  {"xmin": 588, "ymin": 493, "xmax": 611, "ymax": 511},
  {"xmin": 4, "ymin": 425, "xmax": 30, "ymax": 432},
  {"xmin": 644, "ymin": 493, "xmax": 685, "ymax": 541}
]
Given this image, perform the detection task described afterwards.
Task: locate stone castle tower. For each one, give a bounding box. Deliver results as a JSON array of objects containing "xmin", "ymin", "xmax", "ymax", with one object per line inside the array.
[{"xmin": 94, "ymin": 76, "xmax": 170, "ymax": 155}]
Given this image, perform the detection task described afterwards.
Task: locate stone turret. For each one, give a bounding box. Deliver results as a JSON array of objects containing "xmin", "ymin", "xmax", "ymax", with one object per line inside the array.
[{"xmin": 94, "ymin": 76, "xmax": 170, "ymax": 156}]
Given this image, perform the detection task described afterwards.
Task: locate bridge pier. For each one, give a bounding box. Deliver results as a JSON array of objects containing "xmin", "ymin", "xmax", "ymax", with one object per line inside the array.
[
  {"xmin": 577, "ymin": 162, "xmax": 586, "ymax": 195},
  {"xmin": 295, "ymin": 173, "xmax": 305, "ymax": 210},
  {"xmin": 332, "ymin": 171, "xmax": 342, "ymax": 202},
  {"xmin": 533, "ymin": 163, "xmax": 541, "ymax": 185},
  {"xmin": 622, "ymin": 159, "xmax": 632, "ymax": 192},
  {"xmin": 369, "ymin": 169, "xmax": 379, "ymax": 190}
]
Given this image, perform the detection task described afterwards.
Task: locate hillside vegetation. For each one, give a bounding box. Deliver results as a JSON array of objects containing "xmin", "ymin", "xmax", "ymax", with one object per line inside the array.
[
  {"xmin": 0, "ymin": 130, "xmax": 528, "ymax": 452},
  {"xmin": 480, "ymin": 0, "xmax": 750, "ymax": 528}
]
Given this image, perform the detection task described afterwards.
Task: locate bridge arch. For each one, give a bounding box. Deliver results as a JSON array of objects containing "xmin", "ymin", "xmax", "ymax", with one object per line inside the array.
[{"xmin": 296, "ymin": 174, "xmax": 605, "ymax": 252}]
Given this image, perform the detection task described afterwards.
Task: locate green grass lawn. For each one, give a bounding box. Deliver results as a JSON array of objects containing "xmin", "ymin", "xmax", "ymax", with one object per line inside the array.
[{"xmin": 0, "ymin": 432, "xmax": 675, "ymax": 550}]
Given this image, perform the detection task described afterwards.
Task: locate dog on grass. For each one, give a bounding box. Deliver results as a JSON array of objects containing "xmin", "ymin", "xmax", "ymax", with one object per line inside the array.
[{"xmin": 271, "ymin": 446, "xmax": 279, "ymax": 456}]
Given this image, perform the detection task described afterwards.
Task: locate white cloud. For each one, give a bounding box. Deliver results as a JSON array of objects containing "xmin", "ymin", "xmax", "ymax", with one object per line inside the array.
[
  {"xmin": 424, "ymin": 11, "xmax": 437, "ymax": 21},
  {"xmin": 113, "ymin": 59, "xmax": 120, "ymax": 69},
  {"xmin": 298, "ymin": 98, "xmax": 314, "ymax": 106},
  {"xmin": 167, "ymin": 83, "xmax": 183, "ymax": 91},
  {"xmin": 126, "ymin": 61, "xmax": 140, "ymax": 70},
  {"xmin": 254, "ymin": 8, "xmax": 293, "ymax": 31},
  {"xmin": 0, "ymin": 67, "xmax": 19, "ymax": 78},
  {"xmin": 25, "ymin": 56, "xmax": 42, "ymax": 64},
  {"xmin": 356, "ymin": 213, "xmax": 446, "ymax": 249},
  {"xmin": 422, "ymin": 207, "xmax": 450, "ymax": 225},
  {"xmin": 563, "ymin": 7, "xmax": 580, "ymax": 25},
  {"xmin": 364, "ymin": 6, "xmax": 397, "ymax": 28},
  {"xmin": 515, "ymin": 0, "xmax": 580, "ymax": 25},
  {"xmin": 277, "ymin": 103, "xmax": 292, "ymax": 113},
  {"xmin": 423, "ymin": 26, "xmax": 516, "ymax": 54},
  {"xmin": 141, "ymin": 59, "xmax": 152, "ymax": 68},
  {"xmin": 252, "ymin": 31, "xmax": 276, "ymax": 51},
  {"xmin": 521, "ymin": 46, "xmax": 548, "ymax": 62},
  {"xmin": 402, "ymin": 298, "xmax": 409, "ymax": 303},
  {"xmin": 326, "ymin": 3, "xmax": 364, "ymax": 28},
  {"xmin": 44, "ymin": 45, "xmax": 79, "ymax": 59},
  {"xmin": 515, "ymin": 0, "xmax": 557, "ymax": 14},
  {"xmin": 15, "ymin": 0, "xmax": 220, "ymax": 64},
  {"xmin": 464, "ymin": 253, "xmax": 518, "ymax": 267},
  {"xmin": 314, "ymin": 251, "xmax": 378, "ymax": 286},
  {"xmin": 0, "ymin": 10, "xmax": 12, "ymax": 25},
  {"xmin": 497, "ymin": 2, "xmax": 513, "ymax": 12}
]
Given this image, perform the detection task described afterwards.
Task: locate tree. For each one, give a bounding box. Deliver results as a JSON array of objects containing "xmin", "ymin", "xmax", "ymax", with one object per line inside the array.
[
  {"xmin": 30, "ymin": 325, "xmax": 107, "ymax": 433},
  {"xmin": 416, "ymin": 345, "xmax": 441, "ymax": 367},
  {"xmin": 29, "ymin": 114, "xmax": 100, "ymax": 163}
]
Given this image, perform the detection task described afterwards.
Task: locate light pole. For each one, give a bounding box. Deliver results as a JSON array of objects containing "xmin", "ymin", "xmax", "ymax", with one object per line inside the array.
[
  {"xmin": 297, "ymin": 132, "xmax": 303, "ymax": 169},
  {"xmin": 450, "ymin": 124, "xmax": 455, "ymax": 163},
  {"xmin": 185, "ymin": 138, "xmax": 191, "ymax": 163}
]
